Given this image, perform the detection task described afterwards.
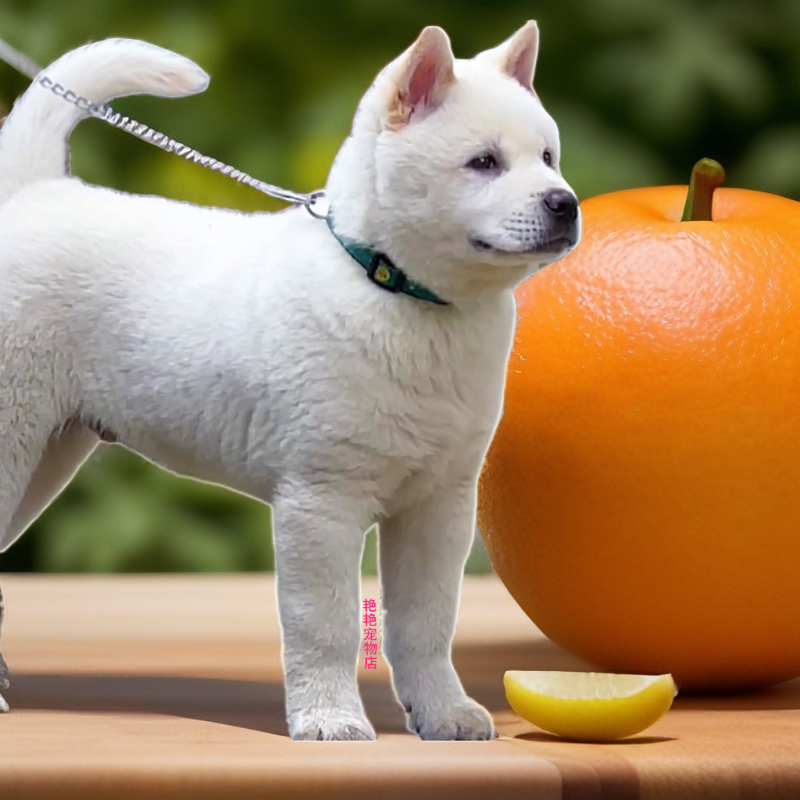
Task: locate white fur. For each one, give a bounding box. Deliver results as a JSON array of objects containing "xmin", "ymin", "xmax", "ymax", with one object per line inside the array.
[{"xmin": 0, "ymin": 26, "xmax": 579, "ymax": 739}]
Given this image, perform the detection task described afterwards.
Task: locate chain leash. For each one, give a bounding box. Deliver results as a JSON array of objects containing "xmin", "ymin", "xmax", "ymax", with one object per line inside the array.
[{"xmin": 0, "ymin": 36, "xmax": 330, "ymax": 218}]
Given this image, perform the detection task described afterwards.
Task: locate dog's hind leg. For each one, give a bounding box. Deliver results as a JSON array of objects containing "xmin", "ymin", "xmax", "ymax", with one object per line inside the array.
[
  {"xmin": 3, "ymin": 426, "xmax": 99, "ymax": 553},
  {"xmin": 0, "ymin": 427, "xmax": 45, "ymax": 715},
  {"xmin": 0, "ymin": 424, "xmax": 98, "ymax": 712},
  {"xmin": 0, "ymin": 586, "xmax": 9, "ymax": 712},
  {"xmin": 0, "ymin": 370, "xmax": 94, "ymax": 710},
  {"xmin": 0, "ymin": 417, "xmax": 50, "ymax": 714}
]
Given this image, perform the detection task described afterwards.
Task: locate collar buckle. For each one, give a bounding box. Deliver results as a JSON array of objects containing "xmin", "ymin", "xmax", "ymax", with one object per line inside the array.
[{"xmin": 367, "ymin": 253, "xmax": 406, "ymax": 294}]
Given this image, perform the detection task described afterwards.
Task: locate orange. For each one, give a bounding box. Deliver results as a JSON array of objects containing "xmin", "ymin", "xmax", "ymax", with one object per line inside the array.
[{"xmin": 478, "ymin": 161, "xmax": 800, "ymax": 690}]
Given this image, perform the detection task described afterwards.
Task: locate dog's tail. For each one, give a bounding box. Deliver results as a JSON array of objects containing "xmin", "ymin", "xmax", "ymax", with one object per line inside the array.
[{"xmin": 0, "ymin": 38, "xmax": 208, "ymax": 205}]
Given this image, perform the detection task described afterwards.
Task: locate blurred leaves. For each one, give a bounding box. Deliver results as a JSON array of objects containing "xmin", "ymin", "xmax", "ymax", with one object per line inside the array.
[
  {"xmin": 32, "ymin": 446, "xmax": 273, "ymax": 573},
  {"xmin": 588, "ymin": 3, "xmax": 772, "ymax": 139},
  {"xmin": 731, "ymin": 125, "xmax": 800, "ymax": 196},
  {"xmin": 0, "ymin": 0, "xmax": 799, "ymax": 573}
]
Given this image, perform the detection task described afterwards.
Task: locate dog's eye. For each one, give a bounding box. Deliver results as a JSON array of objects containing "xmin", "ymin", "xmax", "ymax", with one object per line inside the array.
[
  {"xmin": 543, "ymin": 149, "xmax": 554, "ymax": 168},
  {"xmin": 466, "ymin": 153, "xmax": 500, "ymax": 171}
]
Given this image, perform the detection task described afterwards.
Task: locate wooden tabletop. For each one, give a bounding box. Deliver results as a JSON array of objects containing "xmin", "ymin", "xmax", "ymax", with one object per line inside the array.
[{"xmin": 1, "ymin": 573, "xmax": 800, "ymax": 799}]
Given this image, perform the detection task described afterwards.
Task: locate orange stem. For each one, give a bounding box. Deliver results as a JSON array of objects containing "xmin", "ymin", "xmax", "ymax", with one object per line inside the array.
[{"xmin": 681, "ymin": 158, "xmax": 725, "ymax": 222}]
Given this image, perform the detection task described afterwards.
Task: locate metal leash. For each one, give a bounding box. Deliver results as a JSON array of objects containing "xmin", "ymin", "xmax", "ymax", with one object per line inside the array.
[{"xmin": 0, "ymin": 36, "xmax": 330, "ymax": 218}]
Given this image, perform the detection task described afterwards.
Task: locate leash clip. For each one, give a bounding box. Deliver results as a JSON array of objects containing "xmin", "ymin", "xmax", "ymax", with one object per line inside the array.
[{"xmin": 305, "ymin": 190, "xmax": 330, "ymax": 220}]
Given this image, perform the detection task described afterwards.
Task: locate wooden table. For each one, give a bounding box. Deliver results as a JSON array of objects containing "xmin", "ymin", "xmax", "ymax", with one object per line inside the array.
[{"xmin": 1, "ymin": 574, "xmax": 799, "ymax": 799}]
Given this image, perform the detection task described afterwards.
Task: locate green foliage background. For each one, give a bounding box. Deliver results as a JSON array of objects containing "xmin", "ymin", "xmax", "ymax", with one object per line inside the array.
[{"xmin": 1, "ymin": 0, "xmax": 799, "ymax": 573}]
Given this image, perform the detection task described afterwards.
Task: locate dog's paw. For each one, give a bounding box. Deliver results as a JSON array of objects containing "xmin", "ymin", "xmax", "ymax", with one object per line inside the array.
[
  {"xmin": 289, "ymin": 707, "xmax": 377, "ymax": 741},
  {"xmin": 0, "ymin": 693, "xmax": 8, "ymax": 713},
  {"xmin": 406, "ymin": 696, "xmax": 496, "ymax": 741}
]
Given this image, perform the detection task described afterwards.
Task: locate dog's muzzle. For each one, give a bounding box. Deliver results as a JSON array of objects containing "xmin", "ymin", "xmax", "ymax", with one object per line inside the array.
[
  {"xmin": 541, "ymin": 189, "xmax": 579, "ymax": 250},
  {"xmin": 470, "ymin": 190, "xmax": 581, "ymax": 257}
]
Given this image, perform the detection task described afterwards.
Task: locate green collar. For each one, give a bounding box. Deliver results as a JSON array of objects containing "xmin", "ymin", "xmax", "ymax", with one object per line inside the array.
[{"xmin": 326, "ymin": 214, "xmax": 450, "ymax": 306}]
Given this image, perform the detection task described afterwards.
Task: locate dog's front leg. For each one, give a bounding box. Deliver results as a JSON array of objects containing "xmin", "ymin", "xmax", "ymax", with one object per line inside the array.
[
  {"xmin": 379, "ymin": 480, "xmax": 495, "ymax": 740},
  {"xmin": 272, "ymin": 478, "xmax": 376, "ymax": 741}
]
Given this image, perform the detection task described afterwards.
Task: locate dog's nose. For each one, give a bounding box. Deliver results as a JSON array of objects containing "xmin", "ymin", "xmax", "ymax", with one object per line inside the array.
[{"xmin": 542, "ymin": 189, "xmax": 579, "ymax": 222}]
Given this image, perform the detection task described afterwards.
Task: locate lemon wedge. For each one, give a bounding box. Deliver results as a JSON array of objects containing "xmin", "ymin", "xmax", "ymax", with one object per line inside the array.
[{"xmin": 504, "ymin": 670, "xmax": 677, "ymax": 742}]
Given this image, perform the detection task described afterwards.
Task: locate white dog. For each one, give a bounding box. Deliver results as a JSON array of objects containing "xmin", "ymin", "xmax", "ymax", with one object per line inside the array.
[{"xmin": 0, "ymin": 22, "xmax": 579, "ymax": 739}]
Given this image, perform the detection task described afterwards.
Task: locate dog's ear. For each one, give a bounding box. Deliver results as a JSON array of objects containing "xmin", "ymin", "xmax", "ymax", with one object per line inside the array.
[
  {"xmin": 478, "ymin": 20, "xmax": 539, "ymax": 93},
  {"xmin": 385, "ymin": 26, "xmax": 456, "ymax": 130}
]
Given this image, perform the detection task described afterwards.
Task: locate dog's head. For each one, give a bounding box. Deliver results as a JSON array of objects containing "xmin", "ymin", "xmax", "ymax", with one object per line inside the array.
[{"xmin": 326, "ymin": 22, "xmax": 580, "ymax": 303}]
